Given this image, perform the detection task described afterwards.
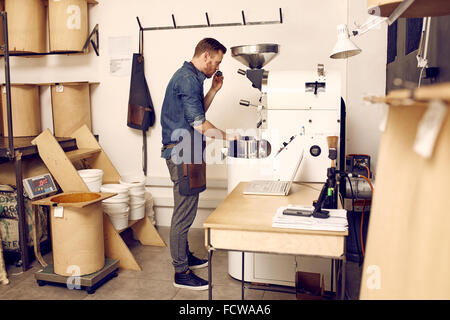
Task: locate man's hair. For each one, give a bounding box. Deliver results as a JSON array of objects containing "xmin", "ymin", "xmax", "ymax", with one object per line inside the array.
[{"xmin": 194, "ymin": 38, "xmax": 227, "ymax": 57}]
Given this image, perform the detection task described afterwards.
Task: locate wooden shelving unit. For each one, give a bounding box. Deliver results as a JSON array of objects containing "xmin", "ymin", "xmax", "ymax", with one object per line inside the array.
[
  {"xmin": 32, "ymin": 126, "xmax": 166, "ymax": 271},
  {"xmin": 0, "ymin": 1, "xmax": 99, "ymax": 270}
]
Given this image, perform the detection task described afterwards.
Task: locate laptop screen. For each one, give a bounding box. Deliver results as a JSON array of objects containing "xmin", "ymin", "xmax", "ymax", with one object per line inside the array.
[{"xmin": 285, "ymin": 149, "xmax": 305, "ymax": 192}]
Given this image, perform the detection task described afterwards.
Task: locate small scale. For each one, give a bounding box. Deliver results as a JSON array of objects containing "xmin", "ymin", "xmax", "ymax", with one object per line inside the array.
[
  {"xmin": 35, "ymin": 258, "xmax": 119, "ymax": 294},
  {"xmin": 23, "ymin": 173, "xmax": 58, "ymax": 199}
]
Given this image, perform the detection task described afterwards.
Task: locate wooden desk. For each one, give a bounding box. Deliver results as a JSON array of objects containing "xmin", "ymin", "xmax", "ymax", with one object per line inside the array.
[{"xmin": 204, "ymin": 182, "xmax": 348, "ymax": 300}]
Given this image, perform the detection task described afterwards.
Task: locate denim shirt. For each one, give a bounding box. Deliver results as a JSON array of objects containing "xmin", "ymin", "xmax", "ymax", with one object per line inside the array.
[{"xmin": 160, "ymin": 61, "xmax": 207, "ymax": 160}]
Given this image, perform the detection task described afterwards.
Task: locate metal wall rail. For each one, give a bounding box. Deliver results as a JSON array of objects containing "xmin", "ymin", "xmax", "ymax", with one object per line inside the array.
[{"xmin": 137, "ymin": 8, "xmax": 283, "ymax": 32}]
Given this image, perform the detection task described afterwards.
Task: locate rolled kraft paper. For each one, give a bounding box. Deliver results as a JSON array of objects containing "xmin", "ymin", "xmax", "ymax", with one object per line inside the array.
[
  {"xmin": 49, "ymin": 0, "xmax": 89, "ymax": 52},
  {"xmin": 1, "ymin": 85, "xmax": 41, "ymax": 137},
  {"xmin": 52, "ymin": 83, "xmax": 92, "ymax": 137},
  {"xmin": 4, "ymin": 0, "xmax": 46, "ymax": 53},
  {"xmin": 50, "ymin": 200, "xmax": 105, "ymax": 276}
]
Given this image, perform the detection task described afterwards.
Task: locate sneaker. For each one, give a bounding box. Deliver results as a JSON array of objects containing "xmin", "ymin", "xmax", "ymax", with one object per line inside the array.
[
  {"xmin": 173, "ymin": 269, "xmax": 209, "ymax": 291},
  {"xmin": 188, "ymin": 252, "xmax": 208, "ymax": 270}
]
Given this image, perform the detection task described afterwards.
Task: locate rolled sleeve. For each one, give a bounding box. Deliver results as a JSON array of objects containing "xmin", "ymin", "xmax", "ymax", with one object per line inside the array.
[
  {"xmin": 191, "ymin": 114, "xmax": 206, "ymax": 127},
  {"xmin": 176, "ymin": 75, "xmax": 206, "ymax": 127}
]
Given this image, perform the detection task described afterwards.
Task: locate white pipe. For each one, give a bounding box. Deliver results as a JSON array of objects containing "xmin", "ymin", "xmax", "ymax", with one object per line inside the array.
[{"xmin": 423, "ymin": 17, "xmax": 432, "ymax": 64}]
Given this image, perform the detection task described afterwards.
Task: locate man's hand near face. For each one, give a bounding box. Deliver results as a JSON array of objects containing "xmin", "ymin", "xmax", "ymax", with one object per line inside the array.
[
  {"xmin": 211, "ymin": 72, "xmax": 224, "ymax": 92},
  {"xmin": 204, "ymin": 71, "xmax": 223, "ymax": 112}
]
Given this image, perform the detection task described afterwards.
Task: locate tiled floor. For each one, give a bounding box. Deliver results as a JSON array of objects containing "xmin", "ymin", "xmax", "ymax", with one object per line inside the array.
[{"xmin": 0, "ymin": 226, "xmax": 362, "ymax": 300}]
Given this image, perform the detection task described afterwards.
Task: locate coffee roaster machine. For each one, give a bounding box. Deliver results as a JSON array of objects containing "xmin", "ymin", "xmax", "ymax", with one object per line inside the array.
[{"xmin": 224, "ymin": 44, "xmax": 345, "ymax": 290}]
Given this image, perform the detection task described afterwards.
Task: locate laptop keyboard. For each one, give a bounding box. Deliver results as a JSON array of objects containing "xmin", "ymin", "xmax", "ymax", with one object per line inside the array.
[{"xmin": 249, "ymin": 181, "xmax": 288, "ymax": 193}]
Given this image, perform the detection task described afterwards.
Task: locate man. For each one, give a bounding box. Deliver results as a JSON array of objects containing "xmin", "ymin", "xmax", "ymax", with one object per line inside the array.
[{"xmin": 161, "ymin": 38, "xmax": 238, "ymax": 290}]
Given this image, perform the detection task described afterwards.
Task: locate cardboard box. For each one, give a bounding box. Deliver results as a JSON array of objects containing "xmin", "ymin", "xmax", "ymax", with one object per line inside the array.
[{"xmin": 295, "ymin": 271, "xmax": 325, "ymax": 300}]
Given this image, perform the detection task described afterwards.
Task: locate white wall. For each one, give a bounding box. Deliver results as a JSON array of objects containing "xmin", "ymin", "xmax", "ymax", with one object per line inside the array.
[
  {"xmin": 346, "ymin": 0, "xmax": 387, "ymax": 173},
  {"xmin": 0, "ymin": 0, "xmax": 387, "ymax": 226}
]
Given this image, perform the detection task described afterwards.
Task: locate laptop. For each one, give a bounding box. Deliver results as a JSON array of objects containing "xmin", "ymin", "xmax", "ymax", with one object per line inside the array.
[{"xmin": 243, "ymin": 150, "xmax": 304, "ymax": 196}]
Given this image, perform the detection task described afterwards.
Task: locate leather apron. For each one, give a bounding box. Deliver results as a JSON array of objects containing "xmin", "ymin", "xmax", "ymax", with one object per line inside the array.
[{"xmin": 174, "ymin": 63, "xmax": 206, "ymax": 195}]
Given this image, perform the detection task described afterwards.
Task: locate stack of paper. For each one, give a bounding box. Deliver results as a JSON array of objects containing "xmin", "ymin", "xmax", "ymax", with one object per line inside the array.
[{"xmin": 272, "ymin": 205, "xmax": 348, "ymax": 232}]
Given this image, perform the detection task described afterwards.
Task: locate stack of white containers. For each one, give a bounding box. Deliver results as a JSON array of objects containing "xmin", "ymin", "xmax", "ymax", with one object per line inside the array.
[
  {"xmin": 78, "ymin": 169, "xmax": 103, "ymax": 192},
  {"xmin": 120, "ymin": 175, "xmax": 146, "ymax": 220},
  {"xmin": 100, "ymin": 184, "xmax": 130, "ymax": 230}
]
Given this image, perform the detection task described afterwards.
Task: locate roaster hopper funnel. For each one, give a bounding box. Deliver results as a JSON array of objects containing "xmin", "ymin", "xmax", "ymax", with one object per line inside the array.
[{"xmin": 231, "ymin": 44, "xmax": 279, "ymax": 69}]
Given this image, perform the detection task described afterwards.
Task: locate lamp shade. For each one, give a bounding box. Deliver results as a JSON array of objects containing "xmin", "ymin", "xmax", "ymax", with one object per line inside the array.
[{"xmin": 330, "ymin": 24, "xmax": 362, "ymax": 59}]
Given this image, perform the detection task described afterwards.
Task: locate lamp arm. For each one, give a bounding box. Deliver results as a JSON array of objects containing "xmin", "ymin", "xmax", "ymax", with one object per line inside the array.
[
  {"xmin": 352, "ymin": 16, "xmax": 387, "ymax": 36},
  {"xmin": 417, "ymin": 17, "xmax": 431, "ymax": 68},
  {"xmin": 353, "ymin": 0, "xmax": 416, "ymax": 36}
]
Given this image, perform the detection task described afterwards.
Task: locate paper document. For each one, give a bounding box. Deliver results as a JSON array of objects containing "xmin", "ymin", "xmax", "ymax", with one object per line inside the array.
[
  {"xmin": 108, "ymin": 36, "xmax": 133, "ymax": 77},
  {"xmin": 272, "ymin": 205, "xmax": 348, "ymax": 232}
]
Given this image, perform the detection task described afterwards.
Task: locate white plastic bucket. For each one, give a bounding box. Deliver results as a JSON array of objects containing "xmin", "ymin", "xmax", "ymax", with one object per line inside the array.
[
  {"xmin": 101, "ymin": 184, "xmax": 129, "ymax": 194},
  {"xmin": 130, "ymin": 194, "xmax": 145, "ymax": 202},
  {"xmin": 102, "ymin": 202, "xmax": 129, "ymax": 213},
  {"xmin": 78, "ymin": 169, "xmax": 103, "ymax": 192},
  {"xmin": 105, "ymin": 193, "xmax": 129, "ymax": 201},
  {"xmin": 129, "ymin": 188, "xmax": 145, "ymax": 197},
  {"xmin": 85, "ymin": 181, "xmax": 101, "ymax": 192},
  {"xmin": 107, "ymin": 210, "xmax": 129, "ymax": 230},
  {"xmin": 81, "ymin": 176, "xmax": 101, "ymax": 182},
  {"xmin": 129, "ymin": 202, "xmax": 145, "ymax": 220},
  {"xmin": 78, "ymin": 169, "xmax": 103, "ymax": 178},
  {"xmin": 120, "ymin": 174, "xmax": 146, "ymax": 191},
  {"xmin": 102, "ymin": 196, "xmax": 130, "ymax": 204},
  {"xmin": 130, "ymin": 198, "xmax": 146, "ymax": 206},
  {"xmin": 101, "ymin": 184, "xmax": 129, "ymax": 201}
]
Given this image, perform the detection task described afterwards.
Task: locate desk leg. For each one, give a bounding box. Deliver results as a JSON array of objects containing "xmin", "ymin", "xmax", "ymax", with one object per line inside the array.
[
  {"xmin": 330, "ymin": 259, "xmax": 334, "ymax": 294},
  {"xmin": 341, "ymin": 258, "xmax": 346, "ymax": 300},
  {"xmin": 241, "ymin": 252, "xmax": 245, "ymax": 300},
  {"xmin": 335, "ymin": 259, "xmax": 346, "ymax": 300},
  {"xmin": 335, "ymin": 260, "xmax": 341, "ymax": 299},
  {"xmin": 208, "ymin": 249, "xmax": 213, "ymax": 300}
]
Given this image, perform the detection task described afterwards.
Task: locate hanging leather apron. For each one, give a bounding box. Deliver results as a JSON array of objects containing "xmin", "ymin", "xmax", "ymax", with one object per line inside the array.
[
  {"xmin": 127, "ymin": 30, "xmax": 155, "ymax": 175},
  {"xmin": 127, "ymin": 53, "xmax": 155, "ymax": 130}
]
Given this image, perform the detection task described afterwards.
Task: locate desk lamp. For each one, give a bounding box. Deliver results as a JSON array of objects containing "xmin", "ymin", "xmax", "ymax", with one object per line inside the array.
[{"xmin": 330, "ymin": 0, "xmax": 416, "ymax": 59}]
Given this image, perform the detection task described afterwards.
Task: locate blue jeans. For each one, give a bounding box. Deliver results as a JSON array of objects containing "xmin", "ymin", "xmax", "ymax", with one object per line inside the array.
[{"xmin": 166, "ymin": 159, "xmax": 200, "ymax": 273}]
